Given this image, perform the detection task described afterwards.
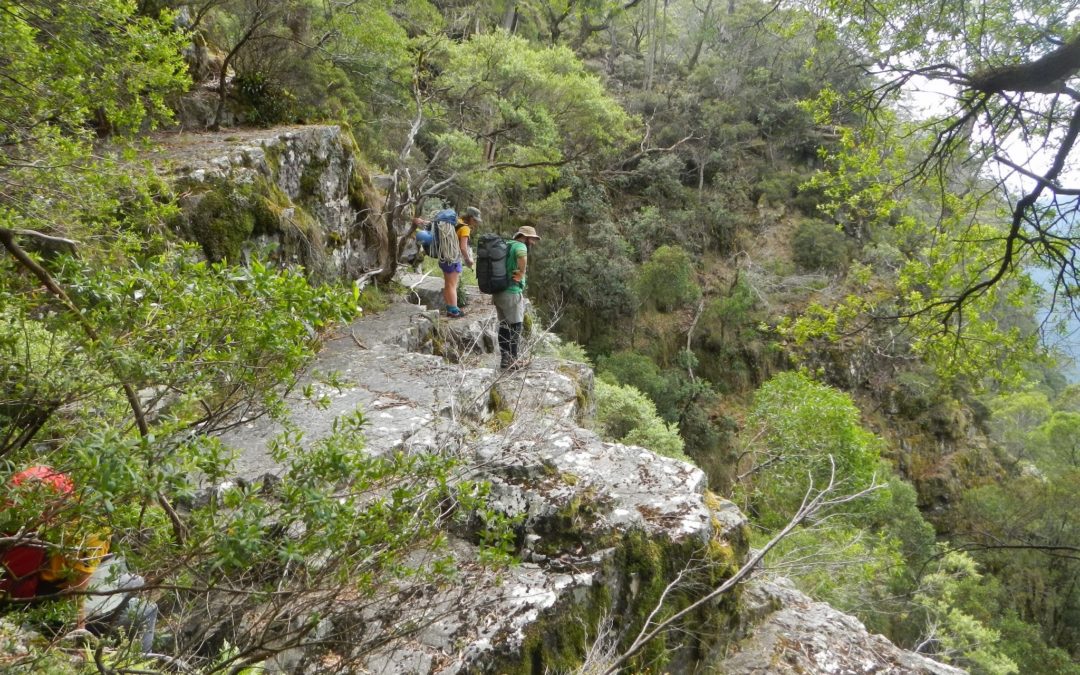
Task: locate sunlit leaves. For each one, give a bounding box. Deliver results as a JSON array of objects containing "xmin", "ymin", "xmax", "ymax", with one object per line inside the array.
[
  {"xmin": 433, "ymin": 32, "xmax": 635, "ymax": 189},
  {"xmin": 594, "ymin": 379, "xmax": 689, "ymax": 461},
  {"xmin": 739, "ymin": 371, "xmax": 888, "ymax": 529}
]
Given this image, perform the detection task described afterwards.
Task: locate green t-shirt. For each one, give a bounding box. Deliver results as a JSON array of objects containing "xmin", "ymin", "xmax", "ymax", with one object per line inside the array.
[{"xmin": 505, "ymin": 240, "xmax": 527, "ymax": 294}]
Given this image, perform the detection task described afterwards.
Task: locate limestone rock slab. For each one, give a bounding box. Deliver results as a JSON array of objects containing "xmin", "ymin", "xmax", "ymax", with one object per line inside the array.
[{"xmin": 714, "ymin": 577, "xmax": 967, "ymax": 675}]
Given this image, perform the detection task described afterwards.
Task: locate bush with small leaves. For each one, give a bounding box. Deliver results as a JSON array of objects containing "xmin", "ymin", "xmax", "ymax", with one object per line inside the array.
[
  {"xmin": 792, "ymin": 219, "xmax": 852, "ymax": 272},
  {"xmin": 594, "ymin": 380, "xmax": 689, "ymax": 462},
  {"xmin": 635, "ymin": 245, "xmax": 701, "ymax": 312}
]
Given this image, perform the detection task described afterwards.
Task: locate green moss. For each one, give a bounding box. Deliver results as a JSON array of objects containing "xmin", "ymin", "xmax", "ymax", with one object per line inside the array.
[
  {"xmin": 188, "ymin": 184, "xmax": 256, "ymax": 262},
  {"xmin": 356, "ymin": 285, "xmax": 389, "ymax": 313},
  {"xmin": 706, "ymin": 539, "xmax": 738, "ymax": 579},
  {"xmin": 250, "ymin": 179, "xmax": 290, "ymax": 236},
  {"xmin": 262, "ymin": 141, "xmax": 283, "ymax": 174},
  {"xmin": 489, "ymin": 387, "xmax": 506, "ymax": 413},
  {"xmin": 348, "ymin": 168, "xmax": 370, "ymax": 213},
  {"xmin": 299, "ymin": 157, "xmax": 328, "ymax": 202},
  {"xmin": 617, "ymin": 532, "xmax": 674, "ymax": 668},
  {"xmin": 557, "ymin": 364, "xmax": 592, "ymax": 419},
  {"xmin": 531, "ymin": 487, "xmax": 626, "ymax": 558},
  {"xmin": 341, "ymin": 128, "xmax": 379, "ymax": 214},
  {"xmin": 490, "ymin": 525, "xmax": 745, "ymax": 674},
  {"xmin": 513, "ymin": 583, "xmax": 614, "ymax": 675},
  {"xmin": 488, "ymin": 408, "xmax": 515, "ymax": 431}
]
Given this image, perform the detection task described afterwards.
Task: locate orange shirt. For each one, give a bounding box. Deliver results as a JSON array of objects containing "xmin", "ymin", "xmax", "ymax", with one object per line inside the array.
[{"xmin": 39, "ymin": 531, "xmax": 110, "ymax": 587}]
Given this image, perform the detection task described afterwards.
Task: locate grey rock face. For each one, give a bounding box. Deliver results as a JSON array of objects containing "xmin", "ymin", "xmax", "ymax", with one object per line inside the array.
[
  {"xmin": 154, "ymin": 126, "xmax": 374, "ymax": 279},
  {"xmin": 217, "ymin": 288, "xmax": 739, "ymax": 673},
  {"xmin": 714, "ymin": 577, "xmax": 968, "ymax": 674},
  {"xmin": 212, "ymin": 284, "xmax": 962, "ymax": 675}
]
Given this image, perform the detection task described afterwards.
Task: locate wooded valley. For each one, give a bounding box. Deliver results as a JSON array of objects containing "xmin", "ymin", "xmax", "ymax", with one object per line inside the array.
[{"xmin": 2, "ymin": 0, "xmax": 1079, "ymax": 672}]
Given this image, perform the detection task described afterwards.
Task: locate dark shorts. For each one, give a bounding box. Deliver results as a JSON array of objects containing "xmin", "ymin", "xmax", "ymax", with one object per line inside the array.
[{"xmin": 439, "ymin": 261, "xmax": 463, "ymax": 274}]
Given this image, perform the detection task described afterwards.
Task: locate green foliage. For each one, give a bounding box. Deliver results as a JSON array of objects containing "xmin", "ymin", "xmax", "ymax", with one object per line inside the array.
[
  {"xmin": 912, "ymin": 552, "xmax": 1019, "ymax": 674},
  {"xmin": 788, "ymin": 96, "xmax": 1047, "ymax": 387},
  {"xmin": 762, "ymin": 473, "xmax": 938, "ymax": 641},
  {"xmin": 530, "ymin": 222, "xmax": 637, "ymax": 349},
  {"xmin": 791, "ymin": 219, "xmax": 852, "ymax": 273},
  {"xmin": 986, "ymin": 390, "xmax": 1053, "ymax": 464},
  {"xmin": 741, "ymin": 371, "xmax": 885, "ymax": 529},
  {"xmin": 635, "ymin": 245, "xmax": 701, "ymax": 312},
  {"xmin": 701, "ymin": 277, "xmax": 765, "ymax": 348},
  {"xmin": 598, "ymin": 352, "xmax": 666, "ymax": 399},
  {"xmin": 1, "ymin": 408, "xmax": 514, "ymax": 670},
  {"xmin": 355, "ymin": 284, "xmax": 391, "ymax": 314},
  {"xmin": 0, "ymin": 0, "xmax": 188, "ymax": 140},
  {"xmin": 0, "ymin": 0, "xmax": 188, "ymax": 246},
  {"xmin": 596, "ymin": 350, "xmax": 723, "ymax": 478},
  {"xmin": 593, "ymin": 380, "xmax": 689, "ymax": 462},
  {"xmin": 543, "ymin": 339, "xmax": 592, "ymax": 365},
  {"xmin": 1, "ymin": 236, "xmax": 355, "ymax": 453},
  {"xmin": 955, "ymin": 472, "xmax": 1080, "ymax": 662},
  {"xmin": 196, "ymin": 0, "xmax": 423, "ymax": 137},
  {"xmin": 234, "ymin": 71, "xmax": 297, "ymax": 127},
  {"xmin": 433, "ymin": 32, "xmax": 634, "ymax": 194}
]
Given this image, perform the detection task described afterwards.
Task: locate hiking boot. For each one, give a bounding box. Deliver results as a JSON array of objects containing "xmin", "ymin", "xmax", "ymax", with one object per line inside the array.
[
  {"xmin": 446, "ymin": 308, "xmax": 465, "ymax": 318},
  {"xmin": 507, "ymin": 358, "xmax": 531, "ymax": 372}
]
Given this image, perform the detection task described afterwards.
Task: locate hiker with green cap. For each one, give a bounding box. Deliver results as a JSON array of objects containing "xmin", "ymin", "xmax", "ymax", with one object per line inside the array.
[{"xmin": 494, "ymin": 226, "xmax": 540, "ymax": 370}]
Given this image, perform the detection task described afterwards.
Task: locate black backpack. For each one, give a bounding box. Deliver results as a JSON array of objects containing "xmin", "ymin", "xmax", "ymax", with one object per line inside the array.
[{"xmin": 476, "ymin": 233, "xmax": 511, "ymax": 294}]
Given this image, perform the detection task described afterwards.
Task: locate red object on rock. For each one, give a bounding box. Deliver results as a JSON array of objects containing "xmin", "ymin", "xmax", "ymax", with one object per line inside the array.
[
  {"xmin": 11, "ymin": 465, "xmax": 74, "ymax": 494},
  {"xmin": 1, "ymin": 466, "xmax": 74, "ymax": 598}
]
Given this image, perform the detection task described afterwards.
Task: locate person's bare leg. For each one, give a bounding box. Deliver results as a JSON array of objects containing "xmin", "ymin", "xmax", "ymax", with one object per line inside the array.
[{"xmin": 444, "ymin": 270, "xmax": 460, "ymax": 309}]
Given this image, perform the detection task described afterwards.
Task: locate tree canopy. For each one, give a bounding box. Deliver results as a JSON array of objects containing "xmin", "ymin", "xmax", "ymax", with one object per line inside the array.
[{"xmin": 814, "ymin": 0, "xmax": 1080, "ymax": 325}]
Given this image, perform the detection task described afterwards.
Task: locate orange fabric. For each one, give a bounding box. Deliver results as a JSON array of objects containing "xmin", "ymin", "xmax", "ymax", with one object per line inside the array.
[
  {"xmin": 39, "ymin": 532, "xmax": 110, "ymax": 586},
  {"xmin": 12, "ymin": 466, "xmax": 73, "ymax": 494},
  {"xmin": 4, "ymin": 466, "xmax": 109, "ymax": 592}
]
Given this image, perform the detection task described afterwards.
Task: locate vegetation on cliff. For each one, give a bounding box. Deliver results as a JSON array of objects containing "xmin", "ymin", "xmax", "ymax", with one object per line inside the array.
[{"xmin": 2, "ymin": 0, "xmax": 1079, "ymax": 672}]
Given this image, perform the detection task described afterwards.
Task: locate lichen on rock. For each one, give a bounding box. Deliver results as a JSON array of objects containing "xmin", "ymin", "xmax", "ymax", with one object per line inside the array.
[{"xmin": 152, "ymin": 125, "xmax": 370, "ymax": 280}]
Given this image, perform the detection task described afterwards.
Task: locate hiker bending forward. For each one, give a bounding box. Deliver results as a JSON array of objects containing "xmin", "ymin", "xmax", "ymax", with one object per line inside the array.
[
  {"xmin": 413, "ymin": 207, "xmax": 479, "ymax": 318},
  {"xmin": 495, "ymin": 226, "xmax": 541, "ymax": 370},
  {"xmin": 1, "ymin": 466, "xmax": 158, "ymax": 653}
]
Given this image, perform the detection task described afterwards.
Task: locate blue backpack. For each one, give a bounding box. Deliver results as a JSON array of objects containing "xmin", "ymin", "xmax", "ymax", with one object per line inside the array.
[{"xmin": 427, "ymin": 209, "xmax": 459, "ymax": 263}]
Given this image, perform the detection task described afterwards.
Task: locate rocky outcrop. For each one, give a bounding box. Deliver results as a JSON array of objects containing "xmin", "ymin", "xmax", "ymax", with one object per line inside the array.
[
  {"xmin": 715, "ymin": 577, "xmax": 966, "ymax": 674},
  {"xmin": 216, "ymin": 274, "xmax": 747, "ymax": 672},
  {"xmin": 210, "ymin": 271, "xmax": 960, "ymax": 674},
  {"xmin": 151, "ymin": 125, "xmax": 389, "ymax": 281}
]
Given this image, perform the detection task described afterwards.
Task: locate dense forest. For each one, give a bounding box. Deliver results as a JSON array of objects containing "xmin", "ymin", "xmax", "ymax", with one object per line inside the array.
[{"xmin": 2, "ymin": 0, "xmax": 1079, "ymax": 672}]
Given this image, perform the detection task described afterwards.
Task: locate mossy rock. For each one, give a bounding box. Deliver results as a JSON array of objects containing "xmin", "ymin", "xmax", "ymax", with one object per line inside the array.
[
  {"xmin": 186, "ymin": 184, "xmax": 257, "ymax": 262},
  {"xmin": 501, "ymin": 529, "xmax": 736, "ymax": 674},
  {"xmin": 299, "ymin": 157, "xmax": 328, "ymax": 203},
  {"xmin": 172, "ymin": 175, "xmax": 332, "ymax": 272}
]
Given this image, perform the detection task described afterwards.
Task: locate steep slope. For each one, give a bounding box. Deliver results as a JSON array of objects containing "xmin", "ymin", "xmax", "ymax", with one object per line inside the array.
[{"xmin": 159, "ymin": 125, "xmax": 963, "ymax": 673}]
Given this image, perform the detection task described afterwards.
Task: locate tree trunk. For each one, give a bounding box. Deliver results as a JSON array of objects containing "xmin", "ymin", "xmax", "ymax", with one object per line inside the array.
[{"xmin": 501, "ymin": 1, "xmax": 517, "ymax": 33}]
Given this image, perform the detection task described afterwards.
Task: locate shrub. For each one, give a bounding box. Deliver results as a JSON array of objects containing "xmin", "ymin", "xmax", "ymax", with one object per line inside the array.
[
  {"xmin": 754, "ymin": 173, "xmax": 801, "ymax": 205},
  {"xmin": 234, "ymin": 71, "xmax": 297, "ymax": 127},
  {"xmin": 792, "ymin": 218, "xmax": 852, "ymax": 272},
  {"xmin": 742, "ymin": 371, "xmax": 885, "ymax": 529},
  {"xmin": 635, "ymin": 245, "xmax": 701, "ymax": 312},
  {"xmin": 594, "ymin": 380, "xmax": 689, "ymax": 462}
]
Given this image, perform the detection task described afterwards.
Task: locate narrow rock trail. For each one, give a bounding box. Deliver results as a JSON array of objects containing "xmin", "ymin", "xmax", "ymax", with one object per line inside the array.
[
  {"xmin": 215, "ymin": 273, "xmax": 733, "ymax": 672},
  {"xmin": 158, "ymin": 125, "xmax": 967, "ymax": 674}
]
